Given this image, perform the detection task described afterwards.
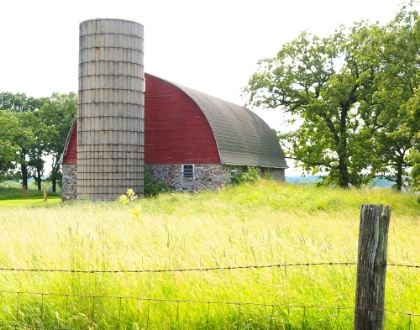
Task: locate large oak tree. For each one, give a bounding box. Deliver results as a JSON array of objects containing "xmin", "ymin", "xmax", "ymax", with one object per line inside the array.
[
  {"xmin": 244, "ymin": 3, "xmax": 420, "ymax": 189},
  {"xmin": 244, "ymin": 22, "xmax": 384, "ymax": 187}
]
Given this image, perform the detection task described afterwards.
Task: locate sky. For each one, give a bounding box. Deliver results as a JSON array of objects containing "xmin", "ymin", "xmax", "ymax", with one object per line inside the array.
[{"xmin": 0, "ymin": 0, "xmax": 410, "ymax": 174}]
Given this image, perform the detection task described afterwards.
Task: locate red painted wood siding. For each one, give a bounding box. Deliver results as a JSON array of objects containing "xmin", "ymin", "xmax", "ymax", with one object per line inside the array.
[
  {"xmin": 144, "ymin": 73, "xmax": 220, "ymax": 164},
  {"xmin": 63, "ymin": 123, "xmax": 77, "ymax": 164}
]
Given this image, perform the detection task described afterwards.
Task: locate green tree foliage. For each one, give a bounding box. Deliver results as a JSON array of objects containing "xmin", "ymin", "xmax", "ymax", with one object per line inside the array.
[
  {"xmin": 244, "ymin": 2, "xmax": 420, "ymax": 190},
  {"xmin": 0, "ymin": 92, "xmax": 76, "ymax": 190},
  {"xmin": 244, "ymin": 23, "xmax": 383, "ymax": 188},
  {"xmin": 0, "ymin": 111, "xmax": 21, "ymax": 179},
  {"xmin": 38, "ymin": 92, "xmax": 77, "ymax": 192},
  {"xmin": 0, "ymin": 92, "xmax": 44, "ymax": 112},
  {"xmin": 11, "ymin": 111, "xmax": 48, "ymax": 190},
  {"xmin": 0, "ymin": 111, "xmax": 43, "ymax": 188},
  {"xmin": 404, "ymin": 88, "xmax": 420, "ymax": 189},
  {"xmin": 368, "ymin": 4, "xmax": 420, "ymax": 191},
  {"xmin": 22, "ymin": 112, "xmax": 55, "ymax": 190}
]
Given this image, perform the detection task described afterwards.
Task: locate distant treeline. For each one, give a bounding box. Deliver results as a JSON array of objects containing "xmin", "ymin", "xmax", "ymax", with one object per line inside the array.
[{"xmin": 287, "ymin": 176, "xmax": 393, "ymax": 188}]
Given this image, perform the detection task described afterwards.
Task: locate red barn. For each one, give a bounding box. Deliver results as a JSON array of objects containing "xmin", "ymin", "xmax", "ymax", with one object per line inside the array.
[{"xmin": 61, "ymin": 73, "xmax": 287, "ymax": 200}]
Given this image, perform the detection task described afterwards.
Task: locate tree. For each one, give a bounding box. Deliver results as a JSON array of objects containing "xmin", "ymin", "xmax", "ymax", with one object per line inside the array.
[
  {"xmin": 38, "ymin": 92, "xmax": 77, "ymax": 192},
  {"xmin": 0, "ymin": 92, "xmax": 44, "ymax": 112},
  {"xmin": 244, "ymin": 2, "xmax": 420, "ymax": 190},
  {"xmin": 12, "ymin": 111, "xmax": 40, "ymax": 189},
  {"xmin": 0, "ymin": 111, "xmax": 21, "ymax": 180},
  {"xmin": 244, "ymin": 22, "xmax": 384, "ymax": 187},
  {"xmin": 0, "ymin": 111, "xmax": 39, "ymax": 188},
  {"xmin": 0, "ymin": 94, "xmax": 47, "ymax": 187},
  {"xmin": 0, "ymin": 92, "xmax": 77, "ymax": 190},
  {"xmin": 379, "ymin": 4, "xmax": 420, "ymax": 191},
  {"xmin": 22, "ymin": 112, "xmax": 55, "ymax": 190},
  {"xmin": 403, "ymin": 88, "xmax": 420, "ymax": 190}
]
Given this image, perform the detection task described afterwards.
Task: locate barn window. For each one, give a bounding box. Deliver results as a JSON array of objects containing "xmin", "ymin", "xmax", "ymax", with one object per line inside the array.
[{"xmin": 183, "ymin": 164, "xmax": 194, "ymax": 178}]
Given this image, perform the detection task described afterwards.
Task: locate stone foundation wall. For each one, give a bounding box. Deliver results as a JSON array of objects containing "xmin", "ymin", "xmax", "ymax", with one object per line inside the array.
[
  {"xmin": 147, "ymin": 164, "xmax": 227, "ymax": 192},
  {"xmin": 62, "ymin": 164, "xmax": 77, "ymax": 201},
  {"xmin": 60, "ymin": 163, "xmax": 287, "ymax": 200}
]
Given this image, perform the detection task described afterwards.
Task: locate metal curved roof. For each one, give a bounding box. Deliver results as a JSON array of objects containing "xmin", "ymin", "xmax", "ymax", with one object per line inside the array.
[{"xmin": 172, "ymin": 82, "xmax": 288, "ymax": 169}]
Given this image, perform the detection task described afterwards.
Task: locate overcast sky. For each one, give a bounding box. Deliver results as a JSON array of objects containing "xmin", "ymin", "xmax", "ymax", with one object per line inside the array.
[{"xmin": 1, "ymin": 0, "xmax": 411, "ymax": 174}]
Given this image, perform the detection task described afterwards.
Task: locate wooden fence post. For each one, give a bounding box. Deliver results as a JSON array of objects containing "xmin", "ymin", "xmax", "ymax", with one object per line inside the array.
[
  {"xmin": 43, "ymin": 184, "xmax": 47, "ymax": 202},
  {"xmin": 354, "ymin": 204, "xmax": 391, "ymax": 330}
]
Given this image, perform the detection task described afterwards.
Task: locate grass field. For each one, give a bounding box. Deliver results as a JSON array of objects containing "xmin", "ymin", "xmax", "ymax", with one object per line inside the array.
[
  {"xmin": 0, "ymin": 185, "xmax": 61, "ymax": 208},
  {"xmin": 0, "ymin": 183, "xmax": 61, "ymax": 199},
  {"xmin": 0, "ymin": 181, "xmax": 419, "ymax": 329},
  {"xmin": 0, "ymin": 197, "xmax": 62, "ymax": 208}
]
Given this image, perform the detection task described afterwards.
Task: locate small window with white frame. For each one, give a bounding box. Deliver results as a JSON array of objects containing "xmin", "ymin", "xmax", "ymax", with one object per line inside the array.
[{"xmin": 183, "ymin": 164, "xmax": 194, "ymax": 178}]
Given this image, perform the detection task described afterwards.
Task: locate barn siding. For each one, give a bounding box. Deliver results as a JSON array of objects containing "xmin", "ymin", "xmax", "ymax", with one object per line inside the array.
[
  {"xmin": 62, "ymin": 74, "xmax": 222, "ymax": 166},
  {"xmin": 261, "ymin": 167, "xmax": 285, "ymax": 181},
  {"xmin": 144, "ymin": 73, "xmax": 220, "ymax": 164},
  {"xmin": 63, "ymin": 124, "xmax": 77, "ymax": 164}
]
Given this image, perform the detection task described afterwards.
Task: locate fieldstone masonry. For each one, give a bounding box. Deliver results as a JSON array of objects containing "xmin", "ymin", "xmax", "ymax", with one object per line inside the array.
[
  {"xmin": 62, "ymin": 164, "xmax": 77, "ymax": 201},
  {"xmin": 60, "ymin": 163, "xmax": 285, "ymax": 199},
  {"xmin": 147, "ymin": 164, "xmax": 227, "ymax": 191},
  {"xmin": 147, "ymin": 164, "xmax": 285, "ymax": 191}
]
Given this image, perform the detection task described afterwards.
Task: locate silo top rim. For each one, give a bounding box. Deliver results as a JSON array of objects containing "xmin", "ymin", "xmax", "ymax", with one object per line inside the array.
[{"xmin": 80, "ymin": 18, "xmax": 143, "ymax": 26}]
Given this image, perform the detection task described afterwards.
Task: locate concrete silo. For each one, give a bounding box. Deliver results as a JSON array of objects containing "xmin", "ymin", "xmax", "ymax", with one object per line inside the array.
[{"xmin": 77, "ymin": 19, "xmax": 144, "ymax": 200}]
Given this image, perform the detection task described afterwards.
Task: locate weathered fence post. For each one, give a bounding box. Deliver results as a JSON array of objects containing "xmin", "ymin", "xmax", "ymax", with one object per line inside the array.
[
  {"xmin": 354, "ymin": 204, "xmax": 391, "ymax": 330},
  {"xmin": 43, "ymin": 184, "xmax": 47, "ymax": 202}
]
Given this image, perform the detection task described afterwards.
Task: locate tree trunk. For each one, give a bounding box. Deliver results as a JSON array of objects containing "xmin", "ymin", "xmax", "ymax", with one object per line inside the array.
[
  {"xmin": 21, "ymin": 164, "xmax": 28, "ymax": 190},
  {"xmin": 50, "ymin": 162, "xmax": 59, "ymax": 193},
  {"xmin": 338, "ymin": 152, "xmax": 349, "ymax": 188},
  {"xmin": 21, "ymin": 150, "xmax": 28, "ymax": 190},
  {"xmin": 37, "ymin": 169, "xmax": 42, "ymax": 190},
  {"xmin": 395, "ymin": 162, "xmax": 403, "ymax": 191},
  {"xmin": 338, "ymin": 114, "xmax": 349, "ymax": 188}
]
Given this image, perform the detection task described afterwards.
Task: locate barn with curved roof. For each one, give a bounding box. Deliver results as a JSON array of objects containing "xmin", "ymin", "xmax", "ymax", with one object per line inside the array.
[{"xmin": 61, "ymin": 73, "xmax": 287, "ymax": 200}]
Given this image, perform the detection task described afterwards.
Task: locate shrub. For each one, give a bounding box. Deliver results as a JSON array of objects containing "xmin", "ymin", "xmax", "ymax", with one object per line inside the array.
[
  {"xmin": 144, "ymin": 166, "xmax": 171, "ymax": 198},
  {"xmin": 230, "ymin": 166, "xmax": 261, "ymax": 185}
]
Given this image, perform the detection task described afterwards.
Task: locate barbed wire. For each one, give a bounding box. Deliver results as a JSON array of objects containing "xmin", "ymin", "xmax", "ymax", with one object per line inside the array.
[
  {"xmin": 1, "ymin": 290, "xmax": 418, "ymax": 330},
  {"xmin": 0, "ymin": 262, "xmax": 418, "ymax": 274},
  {"xmin": 0, "ymin": 289, "xmax": 419, "ymax": 318}
]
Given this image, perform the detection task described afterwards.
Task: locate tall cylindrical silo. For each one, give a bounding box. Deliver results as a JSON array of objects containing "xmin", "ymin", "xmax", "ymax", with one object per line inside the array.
[{"xmin": 77, "ymin": 19, "xmax": 144, "ymax": 200}]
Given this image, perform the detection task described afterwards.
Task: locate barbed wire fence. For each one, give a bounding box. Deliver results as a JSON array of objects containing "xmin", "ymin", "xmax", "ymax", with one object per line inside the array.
[
  {"xmin": 0, "ymin": 262, "xmax": 419, "ymax": 273},
  {"xmin": 1, "ymin": 291, "xmax": 419, "ymax": 330},
  {"xmin": 0, "ymin": 262, "xmax": 419, "ymax": 329}
]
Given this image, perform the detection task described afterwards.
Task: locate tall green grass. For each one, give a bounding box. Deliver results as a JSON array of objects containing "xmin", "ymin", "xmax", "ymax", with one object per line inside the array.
[
  {"xmin": 0, "ymin": 185, "xmax": 61, "ymax": 200},
  {"xmin": 0, "ymin": 181, "xmax": 419, "ymax": 329}
]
